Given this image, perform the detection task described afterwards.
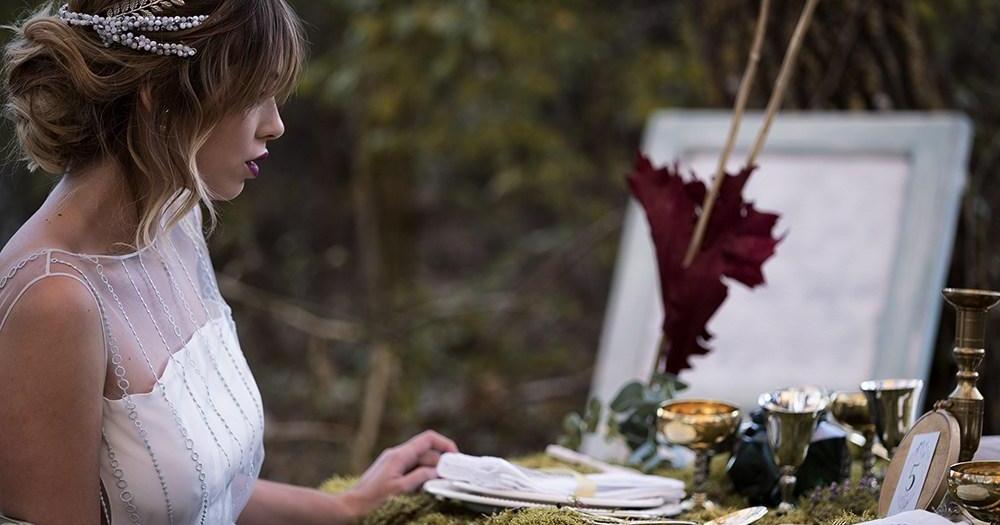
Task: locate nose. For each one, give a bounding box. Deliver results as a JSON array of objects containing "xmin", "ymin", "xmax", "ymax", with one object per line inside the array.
[{"xmin": 257, "ymin": 98, "xmax": 285, "ymax": 141}]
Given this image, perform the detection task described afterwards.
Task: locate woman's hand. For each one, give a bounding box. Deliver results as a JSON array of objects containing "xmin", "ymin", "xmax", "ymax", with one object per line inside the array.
[
  {"xmin": 343, "ymin": 430, "xmax": 459, "ymax": 518},
  {"xmin": 237, "ymin": 431, "xmax": 458, "ymax": 525}
]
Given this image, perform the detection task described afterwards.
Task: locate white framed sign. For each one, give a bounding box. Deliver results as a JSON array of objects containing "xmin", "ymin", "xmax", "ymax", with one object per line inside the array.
[{"xmin": 585, "ymin": 111, "xmax": 971, "ymax": 459}]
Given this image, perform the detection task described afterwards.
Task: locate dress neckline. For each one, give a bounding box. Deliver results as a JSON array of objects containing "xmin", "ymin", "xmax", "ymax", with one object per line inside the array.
[
  {"xmin": 43, "ymin": 211, "xmax": 184, "ymax": 261},
  {"xmin": 48, "ymin": 241, "xmax": 158, "ymax": 261}
]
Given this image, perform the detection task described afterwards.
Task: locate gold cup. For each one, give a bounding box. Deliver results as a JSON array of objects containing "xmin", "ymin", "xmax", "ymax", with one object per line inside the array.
[
  {"xmin": 657, "ymin": 399, "xmax": 742, "ymax": 510},
  {"xmin": 759, "ymin": 386, "xmax": 829, "ymax": 513},
  {"xmin": 860, "ymin": 379, "xmax": 923, "ymax": 459},
  {"xmin": 830, "ymin": 391, "xmax": 877, "ymax": 487},
  {"xmin": 948, "ymin": 461, "xmax": 1000, "ymax": 525}
]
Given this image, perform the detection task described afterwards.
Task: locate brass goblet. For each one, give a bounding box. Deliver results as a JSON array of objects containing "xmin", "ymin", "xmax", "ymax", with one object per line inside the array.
[
  {"xmin": 860, "ymin": 379, "xmax": 923, "ymax": 460},
  {"xmin": 759, "ymin": 386, "xmax": 829, "ymax": 513},
  {"xmin": 830, "ymin": 391, "xmax": 877, "ymax": 488},
  {"xmin": 948, "ymin": 461, "xmax": 1000, "ymax": 525},
  {"xmin": 657, "ymin": 399, "xmax": 742, "ymax": 510}
]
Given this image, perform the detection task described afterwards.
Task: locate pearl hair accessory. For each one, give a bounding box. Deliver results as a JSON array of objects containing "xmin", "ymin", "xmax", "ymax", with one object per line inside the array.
[{"xmin": 57, "ymin": 2, "xmax": 207, "ymax": 58}]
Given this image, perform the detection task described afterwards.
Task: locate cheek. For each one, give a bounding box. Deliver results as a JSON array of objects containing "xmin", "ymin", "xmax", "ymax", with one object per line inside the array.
[{"xmin": 196, "ymin": 119, "xmax": 253, "ymax": 178}]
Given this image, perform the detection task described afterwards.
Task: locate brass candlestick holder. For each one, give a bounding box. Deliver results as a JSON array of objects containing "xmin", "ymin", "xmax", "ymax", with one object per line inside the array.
[{"xmin": 940, "ymin": 288, "xmax": 1000, "ymax": 462}]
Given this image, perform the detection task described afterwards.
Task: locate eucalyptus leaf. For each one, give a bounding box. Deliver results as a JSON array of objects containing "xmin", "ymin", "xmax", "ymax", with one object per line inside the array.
[
  {"xmin": 650, "ymin": 372, "xmax": 688, "ymax": 396},
  {"xmin": 583, "ymin": 398, "xmax": 602, "ymax": 431},
  {"xmin": 609, "ymin": 381, "xmax": 644, "ymax": 411},
  {"xmin": 603, "ymin": 375, "xmax": 684, "ymax": 459},
  {"xmin": 626, "ymin": 438, "xmax": 656, "ymax": 466},
  {"xmin": 640, "ymin": 448, "xmax": 666, "ymax": 472},
  {"xmin": 562, "ymin": 412, "xmax": 584, "ymax": 434}
]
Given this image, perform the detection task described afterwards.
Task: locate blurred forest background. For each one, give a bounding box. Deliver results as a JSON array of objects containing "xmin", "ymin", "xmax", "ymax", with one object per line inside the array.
[{"xmin": 2, "ymin": 0, "xmax": 1000, "ymax": 486}]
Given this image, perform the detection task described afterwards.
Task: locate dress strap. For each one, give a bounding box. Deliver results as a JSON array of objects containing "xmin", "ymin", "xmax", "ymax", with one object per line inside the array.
[{"xmin": 0, "ymin": 512, "xmax": 35, "ymax": 524}]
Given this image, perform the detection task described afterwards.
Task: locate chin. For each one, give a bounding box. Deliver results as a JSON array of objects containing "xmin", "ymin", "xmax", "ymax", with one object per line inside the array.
[{"xmin": 207, "ymin": 182, "xmax": 246, "ymax": 202}]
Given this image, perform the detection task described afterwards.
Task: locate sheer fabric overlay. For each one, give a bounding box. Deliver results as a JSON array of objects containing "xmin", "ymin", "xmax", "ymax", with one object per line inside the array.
[{"xmin": 0, "ymin": 207, "xmax": 264, "ymax": 525}]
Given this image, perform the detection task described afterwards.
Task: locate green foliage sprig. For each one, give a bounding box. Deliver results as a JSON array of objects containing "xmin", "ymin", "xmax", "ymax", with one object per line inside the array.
[
  {"xmin": 557, "ymin": 397, "xmax": 601, "ymax": 451},
  {"xmin": 558, "ymin": 373, "xmax": 686, "ymax": 472},
  {"xmin": 606, "ymin": 373, "xmax": 686, "ymax": 472}
]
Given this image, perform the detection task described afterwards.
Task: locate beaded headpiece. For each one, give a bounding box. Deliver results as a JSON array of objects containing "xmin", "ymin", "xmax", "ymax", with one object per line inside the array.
[{"xmin": 58, "ymin": 1, "xmax": 208, "ymax": 58}]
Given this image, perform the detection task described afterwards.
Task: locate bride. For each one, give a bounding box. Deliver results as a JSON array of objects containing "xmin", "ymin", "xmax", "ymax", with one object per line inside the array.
[{"xmin": 0, "ymin": 1, "xmax": 457, "ymax": 524}]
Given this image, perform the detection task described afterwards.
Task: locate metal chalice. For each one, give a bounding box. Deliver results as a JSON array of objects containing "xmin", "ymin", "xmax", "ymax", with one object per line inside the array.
[
  {"xmin": 948, "ymin": 461, "xmax": 1000, "ymax": 525},
  {"xmin": 860, "ymin": 379, "xmax": 923, "ymax": 460},
  {"xmin": 759, "ymin": 386, "xmax": 829, "ymax": 513},
  {"xmin": 830, "ymin": 391, "xmax": 877, "ymax": 487},
  {"xmin": 657, "ymin": 399, "xmax": 742, "ymax": 511}
]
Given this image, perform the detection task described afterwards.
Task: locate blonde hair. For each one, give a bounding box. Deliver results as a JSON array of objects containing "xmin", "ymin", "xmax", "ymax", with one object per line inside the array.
[{"xmin": 2, "ymin": 0, "xmax": 306, "ymax": 248}]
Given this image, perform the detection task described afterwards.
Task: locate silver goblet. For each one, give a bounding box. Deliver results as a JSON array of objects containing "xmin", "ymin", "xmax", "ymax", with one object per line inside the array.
[
  {"xmin": 859, "ymin": 379, "xmax": 923, "ymax": 460},
  {"xmin": 759, "ymin": 386, "xmax": 829, "ymax": 513}
]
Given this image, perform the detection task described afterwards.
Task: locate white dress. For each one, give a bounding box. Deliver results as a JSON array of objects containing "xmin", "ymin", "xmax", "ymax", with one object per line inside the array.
[{"xmin": 0, "ymin": 207, "xmax": 264, "ymax": 525}]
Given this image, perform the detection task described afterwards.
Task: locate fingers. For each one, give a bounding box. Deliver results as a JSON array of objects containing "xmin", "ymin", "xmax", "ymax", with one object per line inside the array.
[
  {"xmin": 418, "ymin": 449, "xmax": 442, "ymax": 468},
  {"xmin": 386, "ymin": 430, "xmax": 456, "ymax": 472},
  {"xmin": 371, "ymin": 430, "xmax": 459, "ymax": 477},
  {"xmin": 405, "ymin": 430, "xmax": 459, "ymax": 456},
  {"xmin": 395, "ymin": 466, "xmax": 438, "ymax": 493}
]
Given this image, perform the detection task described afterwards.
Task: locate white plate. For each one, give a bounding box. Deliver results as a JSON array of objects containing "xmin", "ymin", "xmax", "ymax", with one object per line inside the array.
[
  {"xmin": 424, "ymin": 479, "xmax": 553, "ymax": 513},
  {"xmin": 450, "ymin": 480, "xmax": 667, "ymax": 509},
  {"xmin": 704, "ymin": 506, "xmax": 768, "ymax": 525},
  {"xmin": 423, "ymin": 480, "xmax": 684, "ymax": 518}
]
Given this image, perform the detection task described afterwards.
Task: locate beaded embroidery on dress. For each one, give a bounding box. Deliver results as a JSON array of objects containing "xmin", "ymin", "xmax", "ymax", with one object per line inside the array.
[{"xmin": 0, "ymin": 206, "xmax": 264, "ymax": 525}]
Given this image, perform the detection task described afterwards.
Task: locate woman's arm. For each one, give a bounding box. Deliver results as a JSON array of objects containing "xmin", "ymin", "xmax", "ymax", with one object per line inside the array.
[
  {"xmin": 0, "ymin": 277, "xmax": 106, "ymax": 524},
  {"xmin": 238, "ymin": 431, "xmax": 458, "ymax": 525},
  {"xmin": 236, "ymin": 479, "xmax": 360, "ymax": 525}
]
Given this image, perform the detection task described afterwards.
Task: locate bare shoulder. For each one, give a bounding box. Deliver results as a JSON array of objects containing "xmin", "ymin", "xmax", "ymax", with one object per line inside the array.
[
  {"xmin": 0, "ymin": 271, "xmax": 105, "ymax": 522},
  {"xmin": 3, "ymin": 272, "xmax": 101, "ymax": 323},
  {"xmin": 0, "ymin": 273, "xmax": 105, "ymax": 375}
]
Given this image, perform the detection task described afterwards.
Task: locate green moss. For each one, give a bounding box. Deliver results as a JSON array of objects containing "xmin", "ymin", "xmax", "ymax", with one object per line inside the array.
[
  {"xmin": 320, "ymin": 455, "xmax": 880, "ymax": 524},
  {"xmin": 319, "ymin": 475, "xmax": 357, "ymax": 494},
  {"xmin": 485, "ymin": 509, "xmax": 587, "ymax": 525}
]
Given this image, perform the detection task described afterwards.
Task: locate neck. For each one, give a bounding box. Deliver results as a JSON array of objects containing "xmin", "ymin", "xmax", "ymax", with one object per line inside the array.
[{"xmin": 42, "ymin": 158, "xmax": 148, "ymax": 255}]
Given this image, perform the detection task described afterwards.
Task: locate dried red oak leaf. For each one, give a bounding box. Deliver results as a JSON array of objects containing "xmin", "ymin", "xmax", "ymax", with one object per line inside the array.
[{"xmin": 626, "ymin": 153, "xmax": 780, "ymax": 373}]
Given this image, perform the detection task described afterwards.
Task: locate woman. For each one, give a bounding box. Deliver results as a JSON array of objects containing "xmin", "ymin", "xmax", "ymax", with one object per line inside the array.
[{"xmin": 0, "ymin": 1, "xmax": 457, "ymax": 523}]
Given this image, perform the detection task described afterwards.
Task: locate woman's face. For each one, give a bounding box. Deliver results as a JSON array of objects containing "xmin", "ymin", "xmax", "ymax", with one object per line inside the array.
[{"xmin": 196, "ymin": 97, "xmax": 285, "ymax": 201}]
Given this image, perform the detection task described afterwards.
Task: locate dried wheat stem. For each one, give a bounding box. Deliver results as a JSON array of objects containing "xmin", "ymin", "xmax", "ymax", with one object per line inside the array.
[
  {"xmin": 682, "ymin": 0, "xmax": 772, "ymax": 268},
  {"xmin": 746, "ymin": 0, "xmax": 821, "ymax": 166}
]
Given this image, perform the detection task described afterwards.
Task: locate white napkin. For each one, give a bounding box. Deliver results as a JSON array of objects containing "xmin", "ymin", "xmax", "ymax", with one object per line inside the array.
[
  {"xmin": 436, "ymin": 452, "xmax": 685, "ymax": 501},
  {"xmin": 854, "ymin": 510, "xmax": 961, "ymax": 525}
]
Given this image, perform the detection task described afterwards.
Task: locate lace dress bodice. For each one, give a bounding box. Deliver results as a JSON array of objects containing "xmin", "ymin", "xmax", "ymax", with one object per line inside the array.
[{"xmin": 0, "ymin": 208, "xmax": 264, "ymax": 525}]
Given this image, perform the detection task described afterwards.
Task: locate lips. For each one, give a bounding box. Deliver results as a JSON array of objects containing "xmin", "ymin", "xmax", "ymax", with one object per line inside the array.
[{"xmin": 246, "ymin": 151, "xmax": 269, "ymax": 178}]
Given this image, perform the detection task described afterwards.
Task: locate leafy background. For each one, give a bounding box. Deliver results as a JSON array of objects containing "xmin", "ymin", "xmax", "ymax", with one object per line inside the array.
[{"xmin": 2, "ymin": 0, "xmax": 999, "ymax": 486}]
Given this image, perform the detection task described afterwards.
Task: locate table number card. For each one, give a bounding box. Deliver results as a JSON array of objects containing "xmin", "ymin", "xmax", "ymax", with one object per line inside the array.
[{"xmin": 887, "ymin": 431, "xmax": 940, "ymax": 515}]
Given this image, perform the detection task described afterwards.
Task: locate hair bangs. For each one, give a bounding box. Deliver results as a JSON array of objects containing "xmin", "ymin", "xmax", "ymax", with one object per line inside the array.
[{"xmin": 211, "ymin": 0, "xmax": 305, "ymax": 111}]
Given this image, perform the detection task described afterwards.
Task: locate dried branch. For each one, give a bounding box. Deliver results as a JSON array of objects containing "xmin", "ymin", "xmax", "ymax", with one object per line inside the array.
[
  {"xmin": 263, "ymin": 417, "xmax": 354, "ymax": 444},
  {"xmin": 350, "ymin": 345, "xmax": 397, "ymax": 473},
  {"xmin": 683, "ymin": 0, "xmax": 772, "ymax": 268},
  {"xmin": 746, "ymin": 0, "xmax": 822, "ymax": 166},
  {"xmin": 217, "ymin": 274, "xmax": 361, "ymax": 343}
]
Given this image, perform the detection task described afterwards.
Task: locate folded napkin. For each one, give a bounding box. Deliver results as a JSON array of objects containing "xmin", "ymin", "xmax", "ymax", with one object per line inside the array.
[
  {"xmin": 854, "ymin": 510, "xmax": 961, "ymax": 525},
  {"xmin": 436, "ymin": 452, "xmax": 685, "ymax": 501}
]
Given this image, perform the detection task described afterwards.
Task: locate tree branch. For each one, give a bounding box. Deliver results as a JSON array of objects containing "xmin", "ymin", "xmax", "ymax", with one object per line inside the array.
[{"xmin": 217, "ymin": 274, "xmax": 361, "ymax": 343}]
